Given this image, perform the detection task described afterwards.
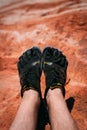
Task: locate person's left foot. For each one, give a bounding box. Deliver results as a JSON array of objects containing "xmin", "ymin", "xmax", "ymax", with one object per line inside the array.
[{"xmin": 17, "ymin": 47, "xmax": 42, "ymax": 97}]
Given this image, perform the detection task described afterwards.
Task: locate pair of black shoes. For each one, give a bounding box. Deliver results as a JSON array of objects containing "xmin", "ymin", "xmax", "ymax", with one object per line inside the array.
[{"xmin": 17, "ymin": 46, "xmax": 68, "ymax": 128}]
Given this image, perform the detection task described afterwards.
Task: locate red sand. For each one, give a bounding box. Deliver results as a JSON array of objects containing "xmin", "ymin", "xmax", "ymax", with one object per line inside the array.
[{"xmin": 0, "ymin": 0, "xmax": 87, "ymax": 129}]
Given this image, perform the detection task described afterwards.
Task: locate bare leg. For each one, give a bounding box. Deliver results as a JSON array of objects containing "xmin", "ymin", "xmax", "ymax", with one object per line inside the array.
[
  {"xmin": 46, "ymin": 88, "xmax": 78, "ymax": 130},
  {"xmin": 9, "ymin": 90, "xmax": 40, "ymax": 130}
]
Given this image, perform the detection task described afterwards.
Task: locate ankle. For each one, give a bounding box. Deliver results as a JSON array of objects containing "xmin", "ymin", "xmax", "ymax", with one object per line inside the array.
[
  {"xmin": 46, "ymin": 88, "xmax": 62, "ymax": 105},
  {"xmin": 23, "ymin": 89, "xmax": 41, "ymax": 106}
]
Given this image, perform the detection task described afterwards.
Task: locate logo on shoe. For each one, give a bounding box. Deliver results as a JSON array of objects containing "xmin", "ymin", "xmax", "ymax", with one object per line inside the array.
[
  {"xmin": 32, "ymin": 61, "xmax": 40, "ymax": 66},
  {"xmin": 44, "ymin": 61, "xmax": 53, "ymax": 65}
]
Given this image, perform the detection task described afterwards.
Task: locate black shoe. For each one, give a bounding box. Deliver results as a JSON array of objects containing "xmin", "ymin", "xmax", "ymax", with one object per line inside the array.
[
  {"xmin": 17, "ymin": 47, "xmax": 42, "ymax": 97},
  {"xmin": 42, "ymin": 47, "xmax": 68, "ymax": 97}
]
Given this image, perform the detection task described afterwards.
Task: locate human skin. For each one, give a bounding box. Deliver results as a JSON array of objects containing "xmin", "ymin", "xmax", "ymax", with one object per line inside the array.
[
  {"xmin": 46, "ymin": 88, "xmax": 78, "ymax": 130},
  {"xmin": 9, "ymin": 90, "xmax": 40, "ymax": 130},
  {"xmin": 9, "ymin": 88, "xmax": 78, "ymax": 130}
]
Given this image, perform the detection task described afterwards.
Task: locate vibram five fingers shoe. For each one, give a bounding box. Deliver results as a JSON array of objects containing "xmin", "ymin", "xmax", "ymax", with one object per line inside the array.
[
  {"xmin": 42, "ymin": 47, "xmax": 68, "ymax": 97},
  {"xmin": 17, "ymin": 47, "xmax": 42, "ymax": 97}
]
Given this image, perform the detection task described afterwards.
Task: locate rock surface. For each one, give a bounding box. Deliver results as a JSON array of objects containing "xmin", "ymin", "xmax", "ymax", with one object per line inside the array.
[{"xmin": 0, "ymin": 0, "xmax": 87, "ymax": 130}]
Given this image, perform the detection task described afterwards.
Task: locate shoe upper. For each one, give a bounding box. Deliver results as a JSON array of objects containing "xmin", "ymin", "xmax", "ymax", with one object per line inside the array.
[
  {"xmin": 42, "ymin": 47, "xmax": 68, "ymax": 97},
  {"xmin": 17, "ymin": 47, "xmax": 42, "ymax": 97}
]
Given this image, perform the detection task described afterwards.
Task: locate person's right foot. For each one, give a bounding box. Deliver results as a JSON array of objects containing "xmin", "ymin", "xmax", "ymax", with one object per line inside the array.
[{"xmin": 42, "ymin": 47, "xmax": 68, "ymax": 97}]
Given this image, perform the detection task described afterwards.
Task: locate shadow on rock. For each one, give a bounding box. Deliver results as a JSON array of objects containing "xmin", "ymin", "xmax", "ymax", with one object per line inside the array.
[{"xmin": 66, "ymin": 97, "xmax": 75, "ymax": 112}]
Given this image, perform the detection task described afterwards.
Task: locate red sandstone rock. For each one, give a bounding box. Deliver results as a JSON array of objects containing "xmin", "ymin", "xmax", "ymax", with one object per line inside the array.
[{"xmin": 0, "ymin": 0, "xmax": 87, "ymax": 130}]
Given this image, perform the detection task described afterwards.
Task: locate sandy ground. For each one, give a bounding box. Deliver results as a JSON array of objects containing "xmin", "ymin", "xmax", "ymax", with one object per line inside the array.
[{"xmin": 0, "ymin": 0, "xmax": 87, "ymax": 130}]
